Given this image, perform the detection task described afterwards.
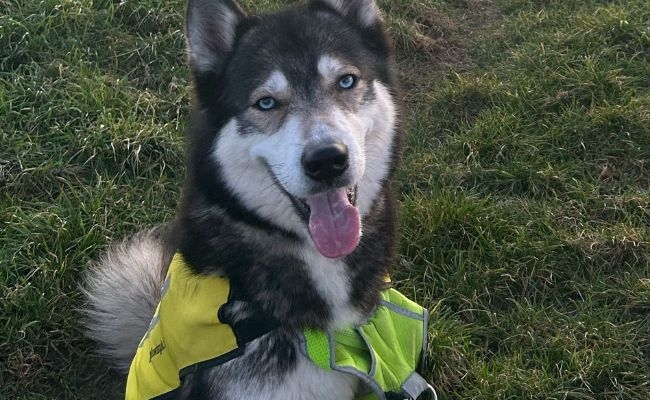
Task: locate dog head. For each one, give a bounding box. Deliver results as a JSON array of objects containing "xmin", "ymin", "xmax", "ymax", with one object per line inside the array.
[{"xmin": 185, "ymin": 0, "xmax": 400, "ymax": 259}]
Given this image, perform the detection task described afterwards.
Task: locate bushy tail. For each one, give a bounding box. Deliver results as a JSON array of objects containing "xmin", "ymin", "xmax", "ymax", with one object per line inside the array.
[{"xmin": 82, "ymin": 227, "xmax": 172, "ymax": 371}]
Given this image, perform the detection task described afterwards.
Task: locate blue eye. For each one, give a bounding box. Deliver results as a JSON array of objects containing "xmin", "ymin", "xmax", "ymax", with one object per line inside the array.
[
  {"xmin": 256, "ymin": 97, "xmax": 277, "ymax": 111},
  {"xmin": 338, "ymin": 74, "xmax": 357, "ymax": 90}
]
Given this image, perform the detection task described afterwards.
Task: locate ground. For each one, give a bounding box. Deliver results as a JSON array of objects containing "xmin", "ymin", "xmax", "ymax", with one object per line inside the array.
[{"xmin": 1, "ymin": 0, "xmax": 648, "ymax": 399}]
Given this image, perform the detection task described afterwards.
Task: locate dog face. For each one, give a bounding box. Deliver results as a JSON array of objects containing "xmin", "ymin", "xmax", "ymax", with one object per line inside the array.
[{"xmin": 186, "ymin": 0, "xmax": 399, "ymax": 258}]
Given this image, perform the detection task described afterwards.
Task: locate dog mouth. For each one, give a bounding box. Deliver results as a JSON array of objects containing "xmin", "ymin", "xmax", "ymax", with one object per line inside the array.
[{"xmin": 291, "ymin": 186, "xmax": 360, "ymax": 259}]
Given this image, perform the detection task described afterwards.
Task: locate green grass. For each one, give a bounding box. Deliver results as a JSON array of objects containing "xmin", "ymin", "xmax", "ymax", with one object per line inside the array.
[{"xmin": 1, "ymin": 0, "xmax": 648, "ymax": 399}]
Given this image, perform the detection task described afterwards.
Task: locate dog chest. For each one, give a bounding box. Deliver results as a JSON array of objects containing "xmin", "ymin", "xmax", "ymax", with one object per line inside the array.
[{"xmin": 205, "ymin": 337, "xmax": 360, "ymax": 400}]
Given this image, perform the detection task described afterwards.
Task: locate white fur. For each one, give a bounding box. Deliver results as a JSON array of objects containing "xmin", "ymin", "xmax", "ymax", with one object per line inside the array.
[
  {"xmin": 83, "ymin": 231, "xmax": 166, "ymax": 371},
  {"xmin": 215, "ymin": 110, "xmax": 366, "ymax": 230},
  {"xmin": 249, "ymin": 115, "xmax": 312, "ymax": 196},
  {"xmin": 215, "ymin": 119, "xmax": 303, "ymax": 235},
  {"xmin": 211, "ymin": 341, "xmax": 359, "ymax": 399},
  {"xmin": 252, "ymin": 70, "xmax": 290, "ymax": 100},
  {"xmin": 246, "ymin": 104, "xmax": 366, "ymax": 200},
  {"xmin": 356, "ymin": 81, "xmax": 397, "ymax": 215},
  {"xmin": 300, "ymin": 246, "xmax": 363, "ymax": 328},
  {"xmin": 214, "ymin": 77, "xmax": 396, "ymax": 233},
  {"xmin": 318, "ymin": 55, "xmax": 346, "ymax": 83}
]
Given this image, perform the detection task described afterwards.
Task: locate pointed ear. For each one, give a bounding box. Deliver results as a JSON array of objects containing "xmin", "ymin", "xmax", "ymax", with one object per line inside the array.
[
  {"xmin": 186, "ymin": 0, "xmax": 247, "ymax": 75},
  {"xmin": 316, "ymin": 0, "xmax": 382, "ymax": 27}
]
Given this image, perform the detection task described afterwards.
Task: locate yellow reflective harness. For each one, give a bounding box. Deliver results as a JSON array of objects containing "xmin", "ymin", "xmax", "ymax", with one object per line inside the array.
[{"xmin": 126, "ymin": 253, "xmax": 437, "ymax": 400}]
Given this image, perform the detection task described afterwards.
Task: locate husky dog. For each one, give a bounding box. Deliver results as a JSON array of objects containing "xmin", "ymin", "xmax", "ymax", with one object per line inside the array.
[{"xmin": 84, "ymin": 0, "xmax": 414, "ymax": 398}]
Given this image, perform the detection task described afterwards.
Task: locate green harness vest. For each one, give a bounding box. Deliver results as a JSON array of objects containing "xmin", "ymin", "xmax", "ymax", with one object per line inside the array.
[{"xmin": 126, "ymin": 253, "xmax": 437, "ymax": 400}]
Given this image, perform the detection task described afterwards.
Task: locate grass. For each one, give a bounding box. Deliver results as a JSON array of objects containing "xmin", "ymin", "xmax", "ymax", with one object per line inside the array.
[{"xmin": 1, "ymin": 0, "xmax": 648, "ymax": 399}]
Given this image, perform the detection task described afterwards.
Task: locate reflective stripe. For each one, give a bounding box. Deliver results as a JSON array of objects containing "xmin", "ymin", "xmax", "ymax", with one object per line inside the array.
[
  {"xmin": 401, "ymin": 372, "xmax": 438, "ymax": 400},
  {"xmin": 299, "ymin": 288, "xmax": 433, "ymax": 400},
  {"xmin": 379, "ymin": 299, "xmax": 426, "ymax": 320}
]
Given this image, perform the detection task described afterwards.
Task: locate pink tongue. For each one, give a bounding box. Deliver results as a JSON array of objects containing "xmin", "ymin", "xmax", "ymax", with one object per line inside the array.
[{"xmin": 305, "ymin": 188, "xmax": 360, "ymax": 258}]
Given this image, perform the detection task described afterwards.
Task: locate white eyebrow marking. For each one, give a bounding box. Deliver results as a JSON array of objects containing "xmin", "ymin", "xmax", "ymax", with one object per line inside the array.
[
  {"xmin": 252, "ymin": 70, "xmax": 290, "ymax": 100},
  {"xmin": 265, "ymin": 70, "xmax": 289, "ymax": 93},
  {"xmin": 318, "ymin": 55, "xmax": 345, "ymax": 82},
  {"xmin": 317, "ymin": 55, "xmax": 360, "ymax": 85}
]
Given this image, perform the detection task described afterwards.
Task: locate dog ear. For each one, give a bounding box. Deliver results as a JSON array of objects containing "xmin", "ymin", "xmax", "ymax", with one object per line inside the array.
[
  {"xmin": 316, "ymin": 0, "xmax": 382, "ymax": 27},
  {"xmin": 185, "ymin": 0, "xmax": 247, "ymax": 75}
]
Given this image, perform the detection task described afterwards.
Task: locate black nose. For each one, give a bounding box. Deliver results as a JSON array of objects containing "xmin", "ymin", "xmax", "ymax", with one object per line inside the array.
[{"xmin": 301, "ymin": 141, "xmax": 349, "ymax": 182}]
